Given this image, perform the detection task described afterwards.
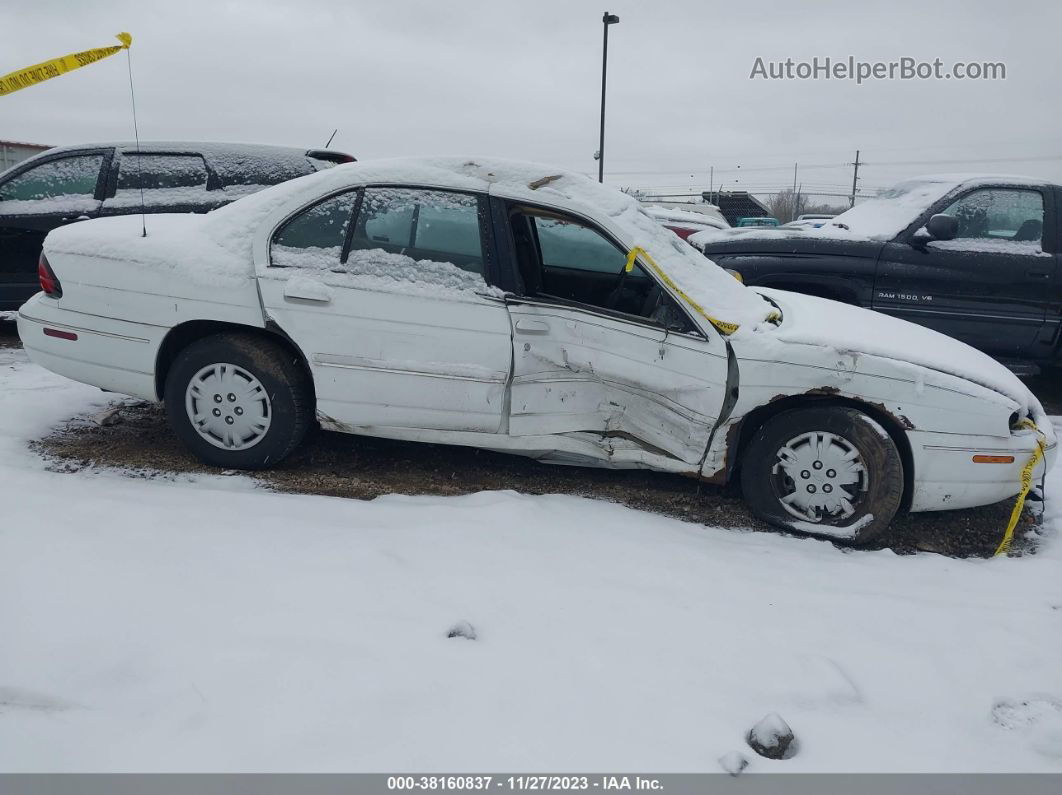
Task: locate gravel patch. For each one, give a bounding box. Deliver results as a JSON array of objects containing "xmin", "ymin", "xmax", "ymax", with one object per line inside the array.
[
  {"xmin": 33, "ymin": 400, "xmax": 1041, "ymax": 559},
  {"xmin": 7, "ymin": 319, "xmax": 1050, "ymax": 558}
]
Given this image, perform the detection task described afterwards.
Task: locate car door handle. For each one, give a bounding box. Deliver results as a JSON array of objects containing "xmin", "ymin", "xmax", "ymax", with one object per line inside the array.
[
  {"xmin": 515, "ymin": 319, "xmax": 550, "ymax": 334},
  {"xmin": 1027, "ymin": 270, "xmax": 1052, "ymax": 279},
  {"xmin": 283, "ymin": 280, "xmax": 332, "ymax": 303}
]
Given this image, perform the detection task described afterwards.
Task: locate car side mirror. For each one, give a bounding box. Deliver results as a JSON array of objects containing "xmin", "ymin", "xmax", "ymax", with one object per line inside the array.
[
  {"xmin": 911, "ymin": 214, "xmax": 958, "ymax": 247},
  {"xmin": 926, "ymin": 214, "xmax": 958, "ymax": 241}
]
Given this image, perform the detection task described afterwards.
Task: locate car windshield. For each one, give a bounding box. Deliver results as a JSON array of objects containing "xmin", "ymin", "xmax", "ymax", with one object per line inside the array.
[{"xmin": 826, "ymin": 179, "xmax": 960, "ymax": 240}]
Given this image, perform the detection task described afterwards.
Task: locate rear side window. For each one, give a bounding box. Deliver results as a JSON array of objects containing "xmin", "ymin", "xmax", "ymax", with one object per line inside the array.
[
  {"xmin": 117, "ymin": 153, "xmax": 208, "ymax": 190},
  {"xmin": 270, "ymin": 187, "xmax": 493, "ymax": 295},
  {"xmin": 0, "ymin": 154, "xmax": 104, "ymax": 203},
  {"xmin": 349, "ymin": 187, "xmax": 486, "ymax": 275},
  {"xmin": 270, "ymin": 191, "xmax": 359, "ymax": 269}
]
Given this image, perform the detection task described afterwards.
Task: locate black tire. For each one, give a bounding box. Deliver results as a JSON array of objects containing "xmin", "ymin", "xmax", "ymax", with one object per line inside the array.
[
  {"xmin": 740, "ymin": 406, "xmax": 903, "ymax": 545},
  {"xmin": 164, "ymin": 332, "xmax": 312, "ymax": 470}
]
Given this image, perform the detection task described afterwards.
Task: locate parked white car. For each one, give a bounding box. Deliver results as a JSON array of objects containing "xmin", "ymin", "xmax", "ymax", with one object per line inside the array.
[
  {"xmin": 641, "ymin": 203, "xmax": 730, "ymax": 241},
  {"xmin": 17, "ymin": 158, "xmax": 1056, "ymax": 544}
]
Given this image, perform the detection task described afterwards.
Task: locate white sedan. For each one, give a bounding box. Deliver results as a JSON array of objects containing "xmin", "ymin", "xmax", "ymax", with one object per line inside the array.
[{"xmin": 17, "ymin": 158, "xmax": 1056, "ymax": 544}]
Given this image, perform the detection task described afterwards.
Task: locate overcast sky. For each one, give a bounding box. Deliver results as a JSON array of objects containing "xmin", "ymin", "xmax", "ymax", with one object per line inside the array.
[{"xmin": 3, "ymin": 0, "xmax": 1060, "ymax": 206}]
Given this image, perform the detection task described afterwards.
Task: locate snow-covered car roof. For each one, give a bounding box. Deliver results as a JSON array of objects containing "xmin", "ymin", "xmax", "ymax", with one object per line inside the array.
[
  {"xmin": 22, "ymin": 140, "xmax": 335, "ymax": 158},
  {"xmin": 203, "ymin": 157, "xmax": 778, "ymax": 332},
  {"xmin": 44, "ymin": 157, "xmax": 778, "ymax": 332},
  {"xmin": 3, "ymin": 141, "xmax": 352, "ymax": 182}
]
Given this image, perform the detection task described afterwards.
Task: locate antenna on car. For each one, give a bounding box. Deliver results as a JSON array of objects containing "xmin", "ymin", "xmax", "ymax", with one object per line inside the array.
[
  {"xmin": 121, "ymin": 34, "xmax": 147, "ymax": 237},
  {"xmin": 324, "ymin": 129, "xmax": 338, "ymax": 148}
]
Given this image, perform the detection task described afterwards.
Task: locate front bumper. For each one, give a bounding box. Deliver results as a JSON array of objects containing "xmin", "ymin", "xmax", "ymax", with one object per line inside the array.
[{"xmin": 908, "ymin": 427, "xmax": 1056, "ymax": 512}]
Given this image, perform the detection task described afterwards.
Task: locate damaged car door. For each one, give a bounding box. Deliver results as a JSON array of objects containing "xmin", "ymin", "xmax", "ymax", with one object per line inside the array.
[{"xmin": 501, "ymin": 205, "xmax": 730, "ymax": 470}]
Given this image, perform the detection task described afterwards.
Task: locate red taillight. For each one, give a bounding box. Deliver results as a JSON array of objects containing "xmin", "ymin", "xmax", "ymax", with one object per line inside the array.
[
  {"xmin": 38, "ymin": 253, "xmax": 62, "ymax": 298},
  {"xmin": 664, "ymin": 224, "xmax": 697, "ymax": 241}
]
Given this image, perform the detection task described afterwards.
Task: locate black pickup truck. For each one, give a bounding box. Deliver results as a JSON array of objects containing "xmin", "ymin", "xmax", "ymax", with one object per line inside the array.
[{"xmin": 691, "ymin": 176, "xmax": 1061, "ymax": 371}]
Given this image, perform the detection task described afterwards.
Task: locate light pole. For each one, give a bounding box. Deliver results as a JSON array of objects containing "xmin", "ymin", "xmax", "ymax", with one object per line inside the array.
[{"xmin": 597, "ymin": 11, "xmax": 620, "ymax": 183}]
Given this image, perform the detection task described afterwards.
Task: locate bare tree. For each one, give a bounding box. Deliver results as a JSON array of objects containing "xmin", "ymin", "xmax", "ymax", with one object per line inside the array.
[
  {"xmin": 767, "ymin": 190, "xmax": 847, "ymax": 222},
  {"xmin": 766, "ymin": 189, "xmax": 808, "ymax": 223},
  {"xmin": 803, "ymin": 200, "xmax": 846, "ymax": 216}
]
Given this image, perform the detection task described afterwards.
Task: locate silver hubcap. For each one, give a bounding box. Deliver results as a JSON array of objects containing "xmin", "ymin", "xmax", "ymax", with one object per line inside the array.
[
  {"xmin": 185, "ymin": 363, "xmax": 271, "ymax": 451},
  {"xmin": 771, "ymin": 431, "xmax": 869, "ymax": 522}
]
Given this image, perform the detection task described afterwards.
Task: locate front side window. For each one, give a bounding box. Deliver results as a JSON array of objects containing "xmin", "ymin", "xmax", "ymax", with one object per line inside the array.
[
  {"xmin": 512, "ymin": 210, "xmax": 660, "ymax": 318},
  {"xmin": 270, "ymin": 191, "xmax": 359, "ymax": 270},
  {"xmin": 937, "ymin": 188, "xmax": 1045, "ymax": 252},
  {"xmin": 117, "ymin": 153, "xmax": 208, "ymax": 190},
  {"xmin": 0, "ymin": 154, "xmax": 105, "ymax": 207},
  {"xmin": 349, "ymin": 187, "xmax": 486, "ymax": 275},
  {"xmin": 536, "ymin": 216, "xmax": 631, "ymax": 275}
]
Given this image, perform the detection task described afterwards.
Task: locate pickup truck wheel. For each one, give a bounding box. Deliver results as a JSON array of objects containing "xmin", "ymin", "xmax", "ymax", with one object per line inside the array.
[
  {"xmin": 740, "ymin": 407, "xmax": 903, "ymax": 545},
  {"xmin": 164, "ymin": 333, "xmax": 311, "ymax": 470}
]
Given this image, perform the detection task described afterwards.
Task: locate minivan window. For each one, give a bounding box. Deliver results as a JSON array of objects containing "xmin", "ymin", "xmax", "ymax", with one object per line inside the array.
[
  {"xmin": 0, "ymin": 154, "xmax": 104, "ymax": 204},
  {"xmin": 117, "ymin": 153, "xmax": 208, "ymax": 191}
]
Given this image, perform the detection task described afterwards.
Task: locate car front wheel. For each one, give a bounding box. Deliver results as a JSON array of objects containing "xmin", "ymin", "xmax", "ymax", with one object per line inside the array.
[
  {"xmin": 164, "ymin": 332, "xmax": 312, "ymax": 470},
  {"xmin": 740, "ymin": 406, "xmax": 904, "ymax": 545}
]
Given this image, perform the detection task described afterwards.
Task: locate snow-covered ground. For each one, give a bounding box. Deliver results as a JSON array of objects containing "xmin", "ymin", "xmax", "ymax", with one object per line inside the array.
[{"xmin": 2, "ymin": 344, "xmax": 1061, "ymax": 773}]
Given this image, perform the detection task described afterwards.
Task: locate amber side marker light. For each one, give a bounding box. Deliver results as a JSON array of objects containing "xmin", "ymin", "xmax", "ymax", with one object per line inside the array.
[
  {"xmin": 972, "ymin": 455, "xmax": 1015, "ymax": 464},
  {"xmin": 43, "ymin": 328, "xmax": 77, "ymax": 341}
]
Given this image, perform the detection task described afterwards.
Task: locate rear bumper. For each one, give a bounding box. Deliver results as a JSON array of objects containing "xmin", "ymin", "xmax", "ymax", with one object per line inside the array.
[
  {"xmin": 17, "ymin": 293, "xmax": 164, "ymax": 401},
  {"xmin": 909, "ymin": 428, "xmax": 1057, "ymax": 512}
]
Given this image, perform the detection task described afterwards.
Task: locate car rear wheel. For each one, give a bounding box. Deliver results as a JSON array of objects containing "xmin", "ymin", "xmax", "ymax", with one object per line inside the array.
[
  {"xmin": 740, "ymin": 406, "xmax": 903, "ymax": 545},
  {"xmin": 164, "ymin": 332, "xmax": 312, "ymax": 469}
]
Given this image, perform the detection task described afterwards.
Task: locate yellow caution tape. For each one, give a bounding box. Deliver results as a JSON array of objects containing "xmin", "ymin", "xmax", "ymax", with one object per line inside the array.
[
  {"xmin": 994, "ymin": 418, "xmax": 1046, "ymax": 557},
  {"xmin": 0, "ymin": 33, "xmax": 132, "ymax": 97},
  {"xmin": 625, "ymin": 246, "xmax": 742, "ymax": 336}
]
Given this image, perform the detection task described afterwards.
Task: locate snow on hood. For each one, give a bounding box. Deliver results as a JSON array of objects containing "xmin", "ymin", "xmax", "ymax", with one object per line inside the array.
[
  {"xmin": 690, "ymin": 174, "xmax": 1050, "ymax": 250},
  {"xmin": 753, "ymin": 287, "xmax": 1054, "ymax": 440},
  {"xmin": 689, "ymin": 178, "xmax": 962, "ymax": 248}
]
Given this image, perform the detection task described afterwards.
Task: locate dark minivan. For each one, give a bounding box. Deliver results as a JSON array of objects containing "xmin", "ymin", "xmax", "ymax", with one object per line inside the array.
[{"xmin": 0, "ymin": 141, "xmax": 353, "ymax": 309}]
